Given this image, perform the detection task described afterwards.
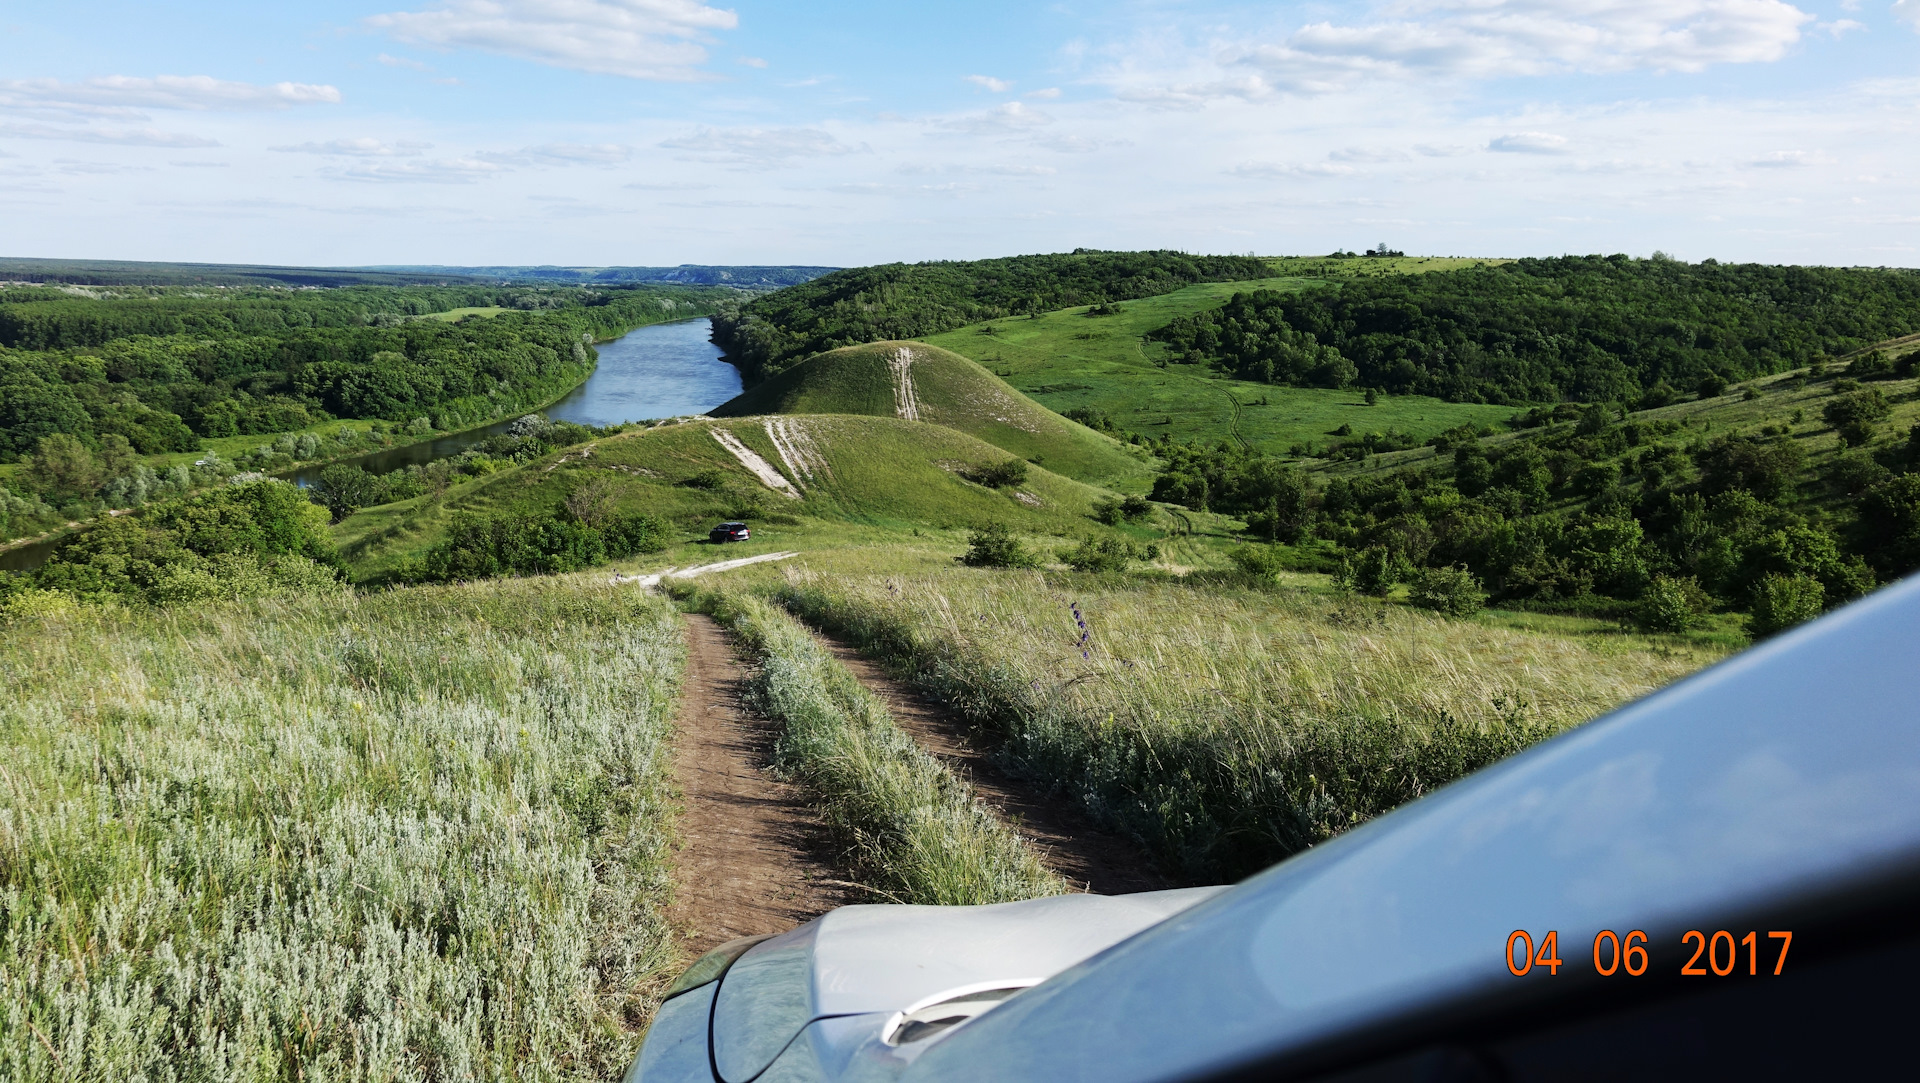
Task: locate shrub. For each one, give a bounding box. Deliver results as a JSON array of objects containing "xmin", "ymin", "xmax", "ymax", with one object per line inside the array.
[
  {"xmin": 1408, "ymin": 565, "xmax": 1486, "ymax": 617},
  {"xmin": 1636, "ymin": 575, "xmax": 1706, "ymax": 633},
  {"xmin": 1057, "ymin": 535, "xmax": 1153, "ymax": 573},
  {"xmin": 974, "ymin": 459, "xmax": 1030, "ymax": 489},
  {"xmin": 1823, "ymin": 388, "xmax": 1892, "ymax": 447},
  {"xmin": 681, "ymin": 468, "xmax": 728, "ymax": 490},
  {"xmin": 961, "ymin": 522, "xmax": 1038, "ymax": 568},
  {"xmin": 1228, "ymin": 545, "xmax": 1288, "ymax": 580},
  {"xmin": 1696, "ymin": 372, "xmax": 1729, "ymax": 399},
  {"xmin": 1350, "ymin": 545, "xmax": 1409, "ymax": 597},
  {"xmin": 412, "ymin": 510, "xmax": 667, "ymax": 582},
  {"xmin": 1748, "ymin": 572, "xmax": 1825, "ymax": 637},
  {"xmin": 1091, "ymin": 498, "xmax": 1124, "ymax": 525},
  {"xmin": 1120, "ymin": 494, "xmax": 1153, "ymax": 521}
]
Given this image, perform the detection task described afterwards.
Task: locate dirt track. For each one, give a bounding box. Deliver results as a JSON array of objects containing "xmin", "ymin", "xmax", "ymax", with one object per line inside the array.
[
  {"xmin": 665, "ymin": 614, "xmax": 851, "ymax": 955},
  {"xmin": 664, "ymin": 609, "xmax": 1168, "ymax": 958},
  {"xmin": 815, "ymin": 634, "xmax": 1170, "ymax": 896}
]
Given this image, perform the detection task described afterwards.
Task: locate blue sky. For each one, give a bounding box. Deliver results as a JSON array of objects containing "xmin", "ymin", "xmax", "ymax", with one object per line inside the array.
[{"xmin": 2, "ymin": 1, "xmax": 1916, "ymax": 267}]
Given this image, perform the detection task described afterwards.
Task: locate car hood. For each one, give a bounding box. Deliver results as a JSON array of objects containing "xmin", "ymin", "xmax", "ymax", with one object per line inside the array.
[{"xmin": 708, "ymin": 887, "xmax": 1225, "ymax": 1082}]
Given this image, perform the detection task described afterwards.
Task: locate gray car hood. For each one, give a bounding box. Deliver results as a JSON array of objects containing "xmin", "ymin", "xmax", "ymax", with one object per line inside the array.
[{"xmin": 709, "ymin": 887, "xmax": 1225, "ymax": 1082}]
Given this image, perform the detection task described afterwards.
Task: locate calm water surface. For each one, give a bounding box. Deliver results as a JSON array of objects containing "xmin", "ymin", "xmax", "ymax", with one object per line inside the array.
[
  {"xmin": 286, "ymin": 316, "xmax": 739, "ymax": 485},
  {"xmin": 1, "ymin": 318, "xmax": 740, "ymax": 570}
]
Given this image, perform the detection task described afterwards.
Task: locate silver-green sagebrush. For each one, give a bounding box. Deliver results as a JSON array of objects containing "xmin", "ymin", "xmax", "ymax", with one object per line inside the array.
[{"xmin": 0, "ymin": 576, "xmax": 685, "ymax": 1082}]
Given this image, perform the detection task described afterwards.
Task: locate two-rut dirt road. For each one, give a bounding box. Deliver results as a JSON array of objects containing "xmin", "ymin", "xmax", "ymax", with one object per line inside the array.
[{"xmin": 663, "ymin": 610, "xmax": 1168, "ymax": 955}]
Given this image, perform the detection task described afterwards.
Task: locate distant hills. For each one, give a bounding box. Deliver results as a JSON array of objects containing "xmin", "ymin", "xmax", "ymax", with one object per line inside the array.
[
  {"xmin": 0, "ymin": 257, "xmax": 835, "ymax": 291},
  {"xmin": 356, "ymin": 265, "xmax": 837, "ymax": 289}
]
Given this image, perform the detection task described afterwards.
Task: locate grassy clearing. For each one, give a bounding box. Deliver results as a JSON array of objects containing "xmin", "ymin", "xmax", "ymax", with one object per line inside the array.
[
  {"xmin": 684, "ymin": 587, "xmax": 1065, "ymax": 905},
  {"xmin": 0, "ymin": 576, "xmax": 685, "ymax": 1082},
  {"xmin": 732, "ymin": 555, "xmax": 1719, "ymax": 882},
  {"xmin": 423, "ymin": 306, "xmax": 513, "ymax": 321},
  {"xmin": 918, "ymin": 279, "xmax": 1517, "ymax": 461}
]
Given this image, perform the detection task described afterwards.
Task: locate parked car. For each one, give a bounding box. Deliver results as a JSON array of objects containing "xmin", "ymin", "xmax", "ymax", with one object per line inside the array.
[
  {"xmin": 710, "ymin": 521, "xmax": 750, "ymax": 543},
  {"xmin": 627, "ymin": 576, "xmax": 1920, "ymax": 1082}
]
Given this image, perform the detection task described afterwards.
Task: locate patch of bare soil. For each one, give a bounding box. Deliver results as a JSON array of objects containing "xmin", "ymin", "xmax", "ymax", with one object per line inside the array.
[
  {"xmin": 666, "ymin": 614, "xmax": 853, "ymax": 956},
  {"xmin": 814, "ymin": 634, "xmax": 1172, "ymax": 896}
]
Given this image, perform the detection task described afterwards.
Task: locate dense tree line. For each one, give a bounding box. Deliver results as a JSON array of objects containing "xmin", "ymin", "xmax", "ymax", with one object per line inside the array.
[
  {"xmin": 711, "ymin": 250, "xmax": 1273, "ymax": 382},
  {"xmin": 1, "ymin": 480, "xmax": 343, "ymax": 605},
  {"xmin": 1154, "ymin": 357, "xmax": 1920, "ymax": 634},
  {"xmin": 1149, "ymin": 256, "xmax": 1920, "ymax": 404},
  {"xmin": 0, "ymin": 284, "xmax": 722, "ymax": 460}
]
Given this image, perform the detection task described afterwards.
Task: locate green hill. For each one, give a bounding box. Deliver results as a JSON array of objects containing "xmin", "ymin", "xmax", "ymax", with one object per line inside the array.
[
  {"xmin": 334, "ymin": 412, "xmax": 1149, "ymax": 580},
  {"xmin": 710, "ymin": 341, "xmax": 1151, "ymax": 489}
]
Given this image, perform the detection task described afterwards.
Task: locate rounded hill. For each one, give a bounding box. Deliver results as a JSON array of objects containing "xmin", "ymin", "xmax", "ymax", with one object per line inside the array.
[{"xmin": 711, "ymin": 341, "xmax": 1149, "ymax": 488}]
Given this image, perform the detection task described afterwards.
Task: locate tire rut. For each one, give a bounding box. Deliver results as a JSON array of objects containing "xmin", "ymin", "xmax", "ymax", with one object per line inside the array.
[
  {"xmin": 666, "ymin": 614, "xmax": 853, "ymax": 956},
  {"xmin": 812, "ymin": 632, "xmax": 1172, "ymax": 896}
]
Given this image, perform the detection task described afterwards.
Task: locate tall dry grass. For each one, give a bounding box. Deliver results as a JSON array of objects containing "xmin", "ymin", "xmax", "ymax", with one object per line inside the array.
[
  {"xmin": 766, "ymin": 565, "xmax": 1722, "ymax": 882},
  {"xmin": 692, "ymin": 588, "xmax": 1066, "ymax": 906},
  {"xmin": 0, "ymin": 577, "xmax": 684, "ymax": 1082}
]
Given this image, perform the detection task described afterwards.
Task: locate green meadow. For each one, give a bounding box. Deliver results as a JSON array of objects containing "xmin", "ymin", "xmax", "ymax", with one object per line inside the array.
[{"xmin": 919, "ymin": 278, "xmax": 1518, "ymax": 460}]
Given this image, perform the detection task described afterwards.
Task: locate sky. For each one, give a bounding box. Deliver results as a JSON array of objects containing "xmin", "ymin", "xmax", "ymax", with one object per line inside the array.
[{"xmin": 1, "ymin": 1, "xmax": 1917, "ymax": 268}]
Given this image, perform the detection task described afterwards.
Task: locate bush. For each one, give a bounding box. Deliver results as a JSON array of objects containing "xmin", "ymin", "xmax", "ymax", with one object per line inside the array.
[
  {"xmin": 1748, "ymin": 572, "xmax": 1825, "ymax": 637},
  {"xmin": 1408, "ymin": 565, "xmax": 1486, "ymax": 617},
  {"xmin": 961, "ymin": 523, "xmax": 1038, "ymax": 568},
  {"xmin": 1696, "ymin": 372, "xmax": 1729, "ymax": 399},
  {"xmin": 410, "ymin": 510, "xmax": 667, "ymax": 582},
  {"xmin": 1057, "ymin": 535, "xmax": 1151, "ymax": 573},
  {"xmin": 1229, "ymin": 545, "xmax": 1288, "ymax": 580},
  {"xmin": 1636, "ymin": 575, "xmax": 1706, "ymax": 633},
  {"xmin": 974, "ymin": 459, "xmax": 1030, "ymax": 489},
  {"xmin": 1349, "ymin": 545, "xmax": 1410, "ymax": 597},
  {"xmin": 1090, "ymin": 498, "xmax": 1124, "ymax": 525}
]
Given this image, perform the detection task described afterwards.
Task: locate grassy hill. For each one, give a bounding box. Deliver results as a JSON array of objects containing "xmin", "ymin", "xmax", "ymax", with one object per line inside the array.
[
  {"xmin": 919, "ymin": 279, "xmax": 1517, "ymax": 456},
  {"xmin": 334, "ymin": 411, "xmax": 1147, "ymax": 580},
  {"xmin": 710, "ymin": 341, "xmax": 1151, "ymax": 489}
]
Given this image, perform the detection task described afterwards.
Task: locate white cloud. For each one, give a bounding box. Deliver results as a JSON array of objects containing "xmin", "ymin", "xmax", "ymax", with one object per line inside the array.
[
  {"xmin": 964, "ymin": 74, "xmax": 1013, "ymax": 92},
  {"xmin": 1748, "ymin": 149, "xmax": 1812, "ymax": 167},
  {"xmin": 1026, "ymin": 87, "xmax": 1062, "ymax": 99},
  {"xmin": 660, "ymin": 126, "xmax": 860, "ymax": 167},
  {"xmin": 333, "ymin": 157, "xmax": 508, "ymax": 183},
  {"xmin": 938, "ymin": 101, "xmax": 1054, "ymax": 133},
  {"xmin": 1489, "ymin": 131, "xmax": 1570, "ymax": 154},
  {"xmin": 377, "ymin": 53, "xmax": 435, "ymax": 71},
  {"xmin": 1219, "ymin": 0, "xmax": 1815, "ymax": 97},
  {"xmin": 367, "ymin": 0, "xmax": 738, "ymax": 81},
  {"xmin": 0, "ymin": 75, "xmax": 340, "ymax": 115},
  {"xmin": 1816, "ymin": 18, "xmax": 1866, "ymax": 35},
  {"xmin": 1230, "ymin": 160, "xmax": 1363, "ymax": 178},
  {"xmin": 737, "ymin": 56, "xmax": 768, "ymax": 68},
  {"xmin": 480, "ymin": 142, "xmax": 634, "ymax": 165},
  {"xmin": 1329, "ymin": 146, "xmax": 1410, "ymax": 163},
  {"xmin": 1415, "ymin": 143, "xmax": 1477, "ymax": 157},
  {"xmin": 273, "ymin": 138, "xmax": 433, "ymax": 157},
  {"xmin": 1895, "ymin": 0, "xmax": 1920, "ymax": 30},
  {"xmin": 0, "ymin": 121, "xmax": 220, "ymax": 147}
]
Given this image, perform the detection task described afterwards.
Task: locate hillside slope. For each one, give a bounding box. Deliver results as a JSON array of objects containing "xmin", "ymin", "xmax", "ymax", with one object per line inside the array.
[
  {"xmin": 336, "ymin": 412, "xmax": 1131, "ymax": 579},
  {"xmin": 710, "ymin": 341, "xmax": 1151, "ymax": 488}
]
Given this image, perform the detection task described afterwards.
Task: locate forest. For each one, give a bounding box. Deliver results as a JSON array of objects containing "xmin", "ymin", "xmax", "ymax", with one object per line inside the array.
[
  {"xmin": 0, "ymin": 283, "xmax": 720, "ymax": 460},
  {"xmin": 1148, "ymin": 348, "xmax": 1920, "ymax": 634},
  {"xmin": 710, "ymin": 249, "xmax": 1272, "ymax": 382},
  {"xmin": 1149, "ymin": 256, "xmax": 1920, "ymax": 404}
]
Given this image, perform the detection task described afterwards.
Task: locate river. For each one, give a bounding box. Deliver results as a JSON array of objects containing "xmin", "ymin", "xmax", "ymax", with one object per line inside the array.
[{"xmin": 0, "ymin": 317, "xmax": 741, "ymax": 571}]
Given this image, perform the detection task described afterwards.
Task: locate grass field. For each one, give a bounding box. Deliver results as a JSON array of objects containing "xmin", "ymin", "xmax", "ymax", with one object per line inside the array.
[
  {"xmin": 919, "ymin": 278, "xmax": 1518, "ymax": 460},
  {"xmin": 715, "ymin": 341, "xmax": 1150, "ymax": 488},
  {"xmin": 424, "ymin": 306, "xmax": 513, "ymax": 321},
  {"xmin": 0, "ymin": 577, "xmax": 686, "ymax": 1082},
  {"xmin": 718, "ymin": 550, "xmax": 1721, "ymax": 882}
]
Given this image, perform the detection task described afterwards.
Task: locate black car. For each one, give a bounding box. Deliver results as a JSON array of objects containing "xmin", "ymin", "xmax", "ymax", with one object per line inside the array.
[{"xmin": 709, "ymin": 521, "xmax": 750, "ymax": 543}]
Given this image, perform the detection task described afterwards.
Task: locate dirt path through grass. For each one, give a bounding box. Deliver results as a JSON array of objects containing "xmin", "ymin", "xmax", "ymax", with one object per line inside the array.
[
  {"xmin": 667, "ymin": 614, "xmax": 852, "ymax": 955},
  {"xmin": 812, "ymin": 632, "xmax": 1172, "ymax": 895}
]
